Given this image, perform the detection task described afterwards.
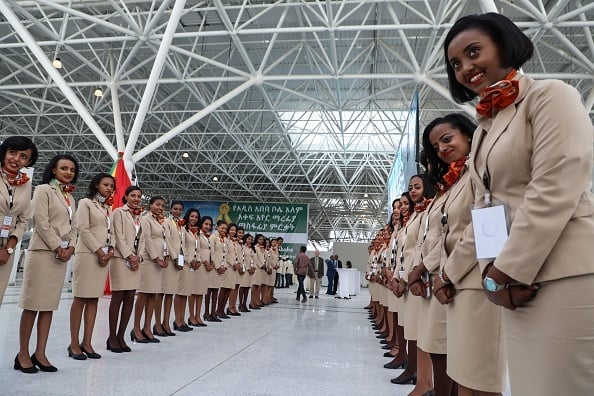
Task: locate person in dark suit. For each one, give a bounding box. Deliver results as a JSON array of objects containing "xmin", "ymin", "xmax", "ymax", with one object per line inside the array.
[
  {"xmin": 326, "ymin": 257, "xmax": 337, "ymax": 295},
  {"xmin": 332, "ymin": 255, "xmax": 343, "ymax": 295}
]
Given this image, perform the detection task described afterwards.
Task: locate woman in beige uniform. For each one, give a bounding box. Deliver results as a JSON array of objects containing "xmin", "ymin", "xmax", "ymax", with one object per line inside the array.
[
  {"xmin": 68, "ymin": 173, "xmax": 115, "ymax": 361},
  {"xmin": 175, "ymin": 208, "xmax": 200, "ymax": 330},
  {"xmin": 16, "ymin": 154, "xmax": 78, "ymax": 373},
  {"xmin": 200, "ymin": 216, "xmax": 219, "ymax": 322},
  {"xmin": 391, "ymin": 175, "xmax": 434, "ymax": 394},
  {"xmin": 250, "ymin": 234, "xmax": 265, "ymax": 308},
  {"xmin": 0, "ymin": 137, "xmax": 37, "ymax": 306},
  {"xmin": 241, "ymin": 233, "xmax": 255, "ymax": 311},
  {"xmin": 131, "ymin": 196, "xmax": 169, "ymax": 343},
  {"xmin": 154, "ymin": 200, "xmax": 184, "ymax": 337},
  {"xmin": 442, "ymin": 13, "xmax": 594, "ymax": 396},
  {"xmin": 226, "ymin": 224, "xmax": 242, "ymax": 316},
  {"xmin": 212, "ymin": 220, "xmax": 232, "ymax": 319},
  {"xmin": 187, "ymin": 211, "xmax": 208, "ymax": 327},
  {"xmin": 108, "ymin": 185, "xmax": 143, "ymax": 353}
]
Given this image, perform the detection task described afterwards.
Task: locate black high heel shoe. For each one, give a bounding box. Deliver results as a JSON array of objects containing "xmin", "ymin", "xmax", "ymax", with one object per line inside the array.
[
  {"xmin": 390, "ymin": 371, "xmax": 416, "ymax": 385},
  {"xmin": 384, "ymin": 357, "xmax": 407, "ymax": 370},
  {"xmin": 14, "ymin": 354, "xmax": 38, "ymax": 374},
  {"xmin": 248, "ymin": 304, "xmax": 261, "ymax": 310},
  {"xmin": 106, "ymin": 340, "xmax": 123, "ymax": 353},
  {"xmin": 152, "ymin": 325, "xmax": 168, "ymax": 337},
  {"xmin": 141, "ymin": 330, "xmax": 160, "ymax": 343},
  {"xmin": 130, "ymin": 330, "xmax": 149, "ymax": 344},
  {"xmin": 173, "ymin": 322, "xmax": 192, "ymax": 332},
  {"xmin": 67, "ymin": 346, "xmax": 87, "ymax": 360},
  {"xmin": 80, "ymin": 344, "xmax": 101, "ymax": 359},
  {"xmin": 31, "ymin": 353, "xmax": 58, "ymax": 372},
  {"xmin": 226, "ymin": 309, "xmax": 241, "ymax": 317}
]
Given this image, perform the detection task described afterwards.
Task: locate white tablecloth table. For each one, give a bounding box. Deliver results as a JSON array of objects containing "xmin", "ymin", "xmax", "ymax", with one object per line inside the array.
[{"xmin": 336, "ymin": 269, "xmax": 361, "ymax": 298}]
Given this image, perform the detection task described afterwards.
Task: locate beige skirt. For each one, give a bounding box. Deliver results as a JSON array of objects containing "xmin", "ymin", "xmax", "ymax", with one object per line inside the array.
[
  {"xmin": 161, "ymin": 257, "xmax": 180, "ymax": 294},
  {"xmin": 19, "ymin": 250, "xmax": 67, "ymax": 311},
  {"xmin": 387, "ymin": 289, "xmax": 399, "ymax": 313},
  {"xmin": 240, "ymin": 268, "xmax": 253, "ymax": 287},
  {"xmin": 139, "ymin": 259, "xmax": 163, "ymax": 293},
  {"xmin": 264, "ymin": 270, "xmax": 275, "ymax": 286},
  {"xmin": 369, "ymin": 282, "xmax": 378, "ymax": 302},
  {"xmin": 192, "ymin": 265, "xmax": 208, "ymax": 295},
  {"xmin": 205, "ymin": 265, "xmax": 218, "ymax": 289},
  {"xmin": 72, "ymin": 252, "xmax": 109, "ymax": 298},
  {"xmin": 0, "ymin": 251, "xmax": 16, "ymax": 305},
  {"xmin": 251, "ymin": 268, "xmax": 263, "ymax": 286},
  {"xmin": 397, "ymin": 293, "xmax": 407, "ymax": 326},
  {"xmin": 176, "ymin": 265, "xmax": 195, "ymax": 297},
  {"xmin": 504, "ymin": 274, "xmax": 594, "ymax": 396},
  {"xmin": 446, "ymin": 289, "xmax": 506, "ymax": 393},
  {"xmin": 109, "ymin": 257, "xmax": 141, "ymax": 291},
  {"xmin": 219, "ymin": 266, "xmax": 235, "ymax": 289},
  {"xmin": 403, "ymin": 292, "xmax": 422, "ymax": 341},
  {"xmin": 417, "ymin": 295, "xmax": 447, "ymax": 354}
]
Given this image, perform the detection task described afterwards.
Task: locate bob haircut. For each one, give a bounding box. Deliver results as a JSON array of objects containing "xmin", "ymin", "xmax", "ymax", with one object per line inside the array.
[
  {"xmin": 422, "ymin": 113, "xmax": 477, "ymax": 185},
  {"xmin": 0, "ymin": 136, "xmax": 38, "ymax": 167},
  {"xmin": 41, "ymin": 154, "xmax": 80, "ymax": 184},
  {"xmin": 444, "ymin": 13, "xmax": 534, "ymax": 103},
  {"xmin": 122, "ymin": 185, "xmax": 141, "ymax": 205},
  {"xmin": 409, "ymin": 174, "xmax": 436, "ymax": 200},
  {"xmin": 87, "ymin": 172, "xmax": 115, "ymax": 198},
  {"xmin": 183, "ymin": 208, "xmax": 201, "ymax": 230},
  {"xmin": 149, "ymin": 195, "xmax": 165, "ymax": 205}
]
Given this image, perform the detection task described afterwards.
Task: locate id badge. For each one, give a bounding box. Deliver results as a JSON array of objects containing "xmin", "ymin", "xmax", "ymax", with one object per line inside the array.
[
  {"xmin": 55, "ymin": 240, "xmax": 70, "ymax": 259},
  {"xmin": 0, "ymin": 215, "xmax": 13, "ymax": 238},
  {"xmin": 178, "ymin": 254, "xmax": 184, "ymax": 267},
  {"xmin": 101, "ymin": 247, "xmax": 109, "ymax": 254},
  {"xmin": 471, "ymin": 205, "xmax": 508, "ymax": 260},
  {"xmin": 421, "ymin": 272, "xmax": 431, "ymax": 297},
  {"xmin": 398, "ymin": 270, "xmax": 405, "ymax": 279}
]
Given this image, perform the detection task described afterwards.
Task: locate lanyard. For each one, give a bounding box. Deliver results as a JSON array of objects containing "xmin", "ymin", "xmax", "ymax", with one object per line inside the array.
[
  {"xmin": 3, "ymin": 180, "xmax": 13, "ymax": 210},
  {"xmin": 132, "ymin": 215, "xmax": 141, "ymax": 254},
  {"xmin": 193, "ymin": 231, "xmax": 199, "ymax": 259}
]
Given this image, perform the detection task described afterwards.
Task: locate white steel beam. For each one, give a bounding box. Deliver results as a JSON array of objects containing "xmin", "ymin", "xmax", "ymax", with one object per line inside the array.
[{"xmin": 0, "ymin": 0, "xmax": 118, "ymax": 160}]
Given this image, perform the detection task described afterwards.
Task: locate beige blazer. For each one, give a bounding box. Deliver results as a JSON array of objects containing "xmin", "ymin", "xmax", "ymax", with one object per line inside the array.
[
  {"xmin": 442, "ymin": 171, "xmax": 482, "ymax": 289},
  {"xmin": 421, "ymin": 194, "xmax": 447, "ymax": 274},
  {"xmin": 141, "ymin": 214, "xmax": 169, "ymax": 261},
  {"xmin": 209, "ymin": 234, "xmax": 229, "ymax": 269},
  {"xmin": 470, "ymin": 75, "xmax": 594, "ymax": 284},
  {"xmin": 184, "ymin": 229, "xmax": 200, "ymax": 264},
  {"xmin": 111, "ymin": 205, "xmax": 144, "ymax": 259},
  {"xmin": 28, "ymin": 184, "xmax": 77, "ymax": 251},
  {"xmin": 75, "ymin": 198, "xmax": 112, "ymax": 254},
  {"xmin": 402, "ymin": 210, "xmax": 423, "ymax": 282},
  {"xmin": 165, "ymin": 218, "xmax": 184, "ymax": 257},
  {"xmin": 0, "ymin": 177, "xmax": 31, "ymax": 245}
]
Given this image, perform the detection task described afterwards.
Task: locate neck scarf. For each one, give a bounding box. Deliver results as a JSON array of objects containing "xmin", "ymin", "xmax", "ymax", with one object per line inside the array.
[
  {"xmin": 96, "ymin": 193, "xmax": 113, "ymax": 207},
  {"xmin": 189, "ymin": 225, "xmax": 199, "ymax": 235},
  {"xmin": 476, "ymin": 69, "xmax": 518, "ymax": 118},
  {"xmin": 128, "ymin": 205, "xmax": 143, "ymax": 216},
  {"xmin": 414, "ymin": 197, "xmax": 431, "ymax": 212},
  {"xmin": 437, "ymin": 156, "xmax": 468, "ymax": 195},
  {"xmin": 152, "ymin": 212, "xmax": 165, "ymax": 224},
  {"xmin": 2, "ymin": 166, "xmax": 30, "ymax": 186}
]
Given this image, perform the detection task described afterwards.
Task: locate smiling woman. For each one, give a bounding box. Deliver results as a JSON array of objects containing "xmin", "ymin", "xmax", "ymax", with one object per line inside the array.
[{"xmin": 16, "ymin": 154, "xmax": 79, "ymax": 374}]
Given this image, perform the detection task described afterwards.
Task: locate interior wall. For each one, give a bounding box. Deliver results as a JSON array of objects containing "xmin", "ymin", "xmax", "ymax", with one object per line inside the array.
[{"xmin": 332, "ymin": 242, "xmax": 370, "ymax": 287}]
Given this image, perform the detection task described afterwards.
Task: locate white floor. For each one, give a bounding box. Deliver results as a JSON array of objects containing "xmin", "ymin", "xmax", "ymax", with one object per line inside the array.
[{"xmin": 0, "ymin": 285, "xmax": 420, "ymax": 396}]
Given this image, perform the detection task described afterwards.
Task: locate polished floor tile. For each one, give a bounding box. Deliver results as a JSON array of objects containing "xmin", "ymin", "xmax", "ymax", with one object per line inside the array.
[{"xmin": 0, "ymin": 285, "xmax": 509, "ymax": 395}]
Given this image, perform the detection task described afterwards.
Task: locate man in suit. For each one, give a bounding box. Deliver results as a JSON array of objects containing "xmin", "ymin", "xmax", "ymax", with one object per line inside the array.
[
  {"xmin": 308, "ymin": 250, "xmax": 324, "ymax": 298},
  {"xmin": 326, "ymin": 257, "xmax": 337, "ymax": 295},
  {"xmin": 293, "ymin": 246, "xmax": 312, "ymax": 303},
  {"xmin": 332, "ymin": 255, "xmax": 343, "ymax": 295}
]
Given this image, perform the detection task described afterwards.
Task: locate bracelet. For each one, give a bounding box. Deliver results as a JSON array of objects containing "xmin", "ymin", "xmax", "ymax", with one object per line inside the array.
[{"xmin": 438, "ymin": 269, "xmax": 451, "ymax": 284}]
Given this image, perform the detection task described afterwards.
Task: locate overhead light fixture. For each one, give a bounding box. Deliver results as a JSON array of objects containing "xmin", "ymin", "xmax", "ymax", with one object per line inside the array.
[
  {"xmin": 182, "ymin": 152, "xmax": 189, "ymax": 158},
  {"xmin": 94, "ymin": 88, "xmax": 103, "ymax": 97},
  {"xmin": 363, "ymin": 193, "xmax": 368, "ymax": 198},
  {"xmin": 212, "ymin": 176, "xmax": 218, "ymax": 181},
  {"xmin": 52, "ymin": 58, "xmax": 62, "ymax": 69}
]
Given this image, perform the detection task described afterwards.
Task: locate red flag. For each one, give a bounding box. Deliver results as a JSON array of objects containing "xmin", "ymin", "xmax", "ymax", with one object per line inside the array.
[{"xmin": 104, "ymin": 153, "xmax": 132, "ymax": 295}]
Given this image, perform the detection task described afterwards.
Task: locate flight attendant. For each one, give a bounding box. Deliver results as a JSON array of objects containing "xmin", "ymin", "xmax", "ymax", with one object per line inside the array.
[
  {"xmin": 16, "ymin": 154, "xmax": 79, "ymax": 373},
  {"xmin": 131, "ymin": 196, "xmax": 169, "ymax": 343},
  {"xmin": 68, "ymin": 173, "xmax": 115, "ymax": 361},
  {"xmin": 108, "ymin": 185, "xmax": 143, "ymax": 353},
  {"xmin": 250, "ymin": 234, "xmax": 266, "ymax": 308},
  {"xmin": 0, "ymin": 136, "xmax": 37, "ymax": 306},
  {"xmin": 443, "ymin": 13, "xmax": 594, "ymax": 395},
  {"xmin": 240, "ymin": 233, "xmax": 255, "ymax": 311},
  {"xmin": 173, "ymin": 208, "xmax": 199, "ymax": 331},
  {"xmin": 186, "ymin": 210, "xmax": 207, "ymax": 327},
  {"xmin": 226, "ymin": 224, "xmax": 242, "ymax": 316},
  {"xmin": 213, "ymin": 220, "xmax": 232, "ymax": 319},
  {"xmin": 154, "ymin": 200, "xmax": 184, "ymax": 337},
  {"xmin": 200, "ymin": 216, "xmax": 219, "ymax": 322}
]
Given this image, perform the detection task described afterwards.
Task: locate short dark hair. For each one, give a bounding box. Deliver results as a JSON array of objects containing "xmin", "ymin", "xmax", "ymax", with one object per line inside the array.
[
  {"xmin": 123, "ymin": 185, "xmax": 142, "ymax": 205},
  {"xmin": 409, "ymin": 174, "xmax": 436, "ymax": 200},
  {"xmin": 300, "ymin": 246, "xmax": 306, "ymax": 253},
  {"xmin": 216, "ymin": 219, "xmax": 227, "ymax": 227},
  {"xmin": 199, "ymin": 215, "xmax": 213, "ymax": 230},
  {"xmin": 422, "ymin": 113, "xmax": 477, "ymax": 185},
  {"xmin": 0, "ymin": 136, "xmax": 38, "ymax": 167},
  {"xmin": 170, "ymin": 200, "xmax": 184, "ymax": 209},
  {"xmin": 444, "ymin": 13, "xmax": 534, "ymax": 103},
  {"xmin": 149, "ymin": 196, "xmax": 165, "ymax": 205},
  {"xmin": 228, "ymin": 223, "xmax": 238, "ymax": 232},
  {"xmin": 183, "ymin": 208, "xmax": 201, "ymax": 230},
  {"xmin": 87, "ymin": 172, "xmax": 115, "ymax": 198},
  {"xmin": 41, "ymin": 154, "xmax": 80, "ymax": 184}
]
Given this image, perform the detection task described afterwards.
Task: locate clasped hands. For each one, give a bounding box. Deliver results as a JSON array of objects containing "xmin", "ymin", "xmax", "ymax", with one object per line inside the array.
[
  {"xmin": 55, "ymin": 246, "xmax": 75, "ymax": 262},
  {"xmin": 408, "ymin": 263, "xmax": 429, "ymax": 298},
  {"xmin": 97, "ymin": 247, "xmax": 115, "ymax": 267},
  {"xmin": 483, "ymin": 264, "xmax": 539, "ymax": 310}
]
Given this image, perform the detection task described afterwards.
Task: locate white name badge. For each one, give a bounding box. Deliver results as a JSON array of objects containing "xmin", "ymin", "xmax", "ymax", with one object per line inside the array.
[
  {"xmin": 178, "ymin": 254, "xmax": 184, "ymax": 267},
  {"xmin": 0, "ymin": 215, "xmax": 12, "ymax": 238},
  {"xmin": 471, "ymin": 205, "xmax": 508, "ymax": 260},
  {"xmin": 398, "ymin": 270, "xmax": 405, "ymax": 279},
  {"xmin": 101, "ymin": 247, "xmax": 109, "ymax": 254},
  {"xmin": 60, "ymin": 240, "xmax": 69, "ymax": 249}
]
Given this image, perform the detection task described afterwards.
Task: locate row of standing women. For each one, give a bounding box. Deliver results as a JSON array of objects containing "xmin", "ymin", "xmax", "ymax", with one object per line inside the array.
[
  {"xmin": 366, "ymin": 13, "xmax": 594, "ymax": 396},
  {"xmin": 0, "ymin": 142, "xmax": 283, "ymax": 373}
]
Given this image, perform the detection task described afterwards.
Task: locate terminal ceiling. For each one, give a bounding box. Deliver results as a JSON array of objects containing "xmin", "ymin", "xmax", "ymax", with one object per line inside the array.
[{"xmin": 0, "ymin": 0, "xmax": 593, "ymax": 245}]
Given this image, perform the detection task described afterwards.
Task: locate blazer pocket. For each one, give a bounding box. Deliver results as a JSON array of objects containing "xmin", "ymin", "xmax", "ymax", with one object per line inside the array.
[{"xmin": 571, "ymin": 192, "xmax": 594, "ymax": 219}]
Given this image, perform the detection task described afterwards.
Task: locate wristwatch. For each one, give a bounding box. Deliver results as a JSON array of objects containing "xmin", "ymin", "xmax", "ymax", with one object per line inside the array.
[
  {"xmin": 483, "ymin": 275, "xmax": 507, "ymax": 292},
  {"xmin": 5, "ymin": 247, "xmax": 14, "ymax": 255}
]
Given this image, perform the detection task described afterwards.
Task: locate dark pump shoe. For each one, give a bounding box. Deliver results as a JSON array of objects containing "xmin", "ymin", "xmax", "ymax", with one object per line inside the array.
[
  {"xmin": 390, "ymin": 372, "xmax": 417, "ymax": 385},
  {"xmin": 80, "ymin": 344, "xmax": 101, "ymax": 359},
  {"xmin": 67, "ymin": 346, "xmax": 87, "ymax": 360},
  {"xmin": 106, "ymin": 340, "xmax": 123, "ymax": 353},
  {"xmin": 31, "ymin": 353, "xmax": 58, "ymax": 372},
  {"xmin": 14, "ymin": 355, "xmax": 38, "ymax": 374},
  {"xmin": 130, "ymin": 330, "xmax": 149, "ymax": 344}
]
